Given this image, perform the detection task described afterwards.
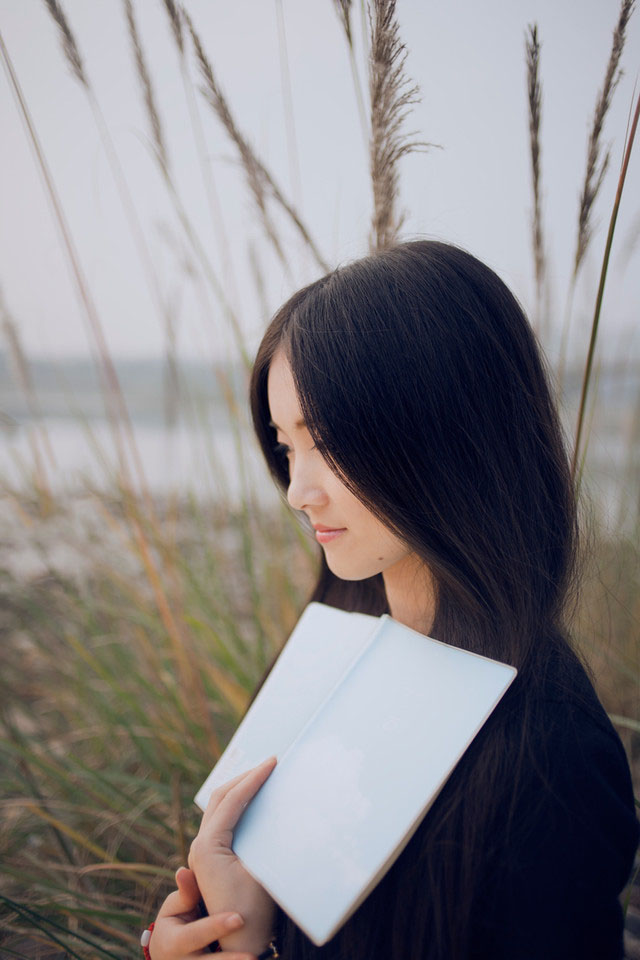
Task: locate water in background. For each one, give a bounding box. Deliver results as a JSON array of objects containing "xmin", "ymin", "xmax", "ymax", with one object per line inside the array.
[
  {"xmin": 0, "ymin": 355, "xmax": 638, "ymax": 528},
  {"xmin": 0, "ymin": 416, "xmax": 276, "ymax": 504}
]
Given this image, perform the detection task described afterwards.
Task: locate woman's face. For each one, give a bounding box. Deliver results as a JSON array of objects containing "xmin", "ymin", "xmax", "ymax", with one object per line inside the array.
[{"xmin": 267, "ymin": 349, "xmax": 414, "ymax": 582}]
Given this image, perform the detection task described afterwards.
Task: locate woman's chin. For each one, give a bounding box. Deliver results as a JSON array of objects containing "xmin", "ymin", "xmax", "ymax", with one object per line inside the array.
[{"xmin": 324, "ymin": 556, "xmax": 381, "ymax": 582}]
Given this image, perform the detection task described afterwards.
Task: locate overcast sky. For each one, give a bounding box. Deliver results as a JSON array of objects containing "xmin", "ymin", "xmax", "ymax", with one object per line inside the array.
[{"xmin": 1, "ymin": 0, "xmax": 638, "ymax": 366}]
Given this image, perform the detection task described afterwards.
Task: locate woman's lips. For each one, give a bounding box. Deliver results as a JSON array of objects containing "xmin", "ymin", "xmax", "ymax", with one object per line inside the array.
[{"xmin": 314, "ymin": 526, "xmax": 347, "ymax": 544}]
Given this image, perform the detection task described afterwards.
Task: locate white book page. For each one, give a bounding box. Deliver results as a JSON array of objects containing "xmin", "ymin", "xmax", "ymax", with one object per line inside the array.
[
  {"xmin": 194, "ymin": 603, "xmax": 378, "ymax": 810},
  {"xmin": 232, "ymin": 616, "xmax": 517, "ymax": 946}
]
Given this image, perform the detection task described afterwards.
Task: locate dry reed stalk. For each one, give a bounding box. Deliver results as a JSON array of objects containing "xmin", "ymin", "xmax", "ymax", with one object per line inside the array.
[
  {"xmin": 161, "ymin": 0, "xmax": 183, "ymax": 56},
  {"xmin": 42, "ymin": 0, "xmax": 178, "ymax": 410},
  {"xmin": 1, "ymin": 323, "xmax": 51, "ymax": 514},
  {"xmin": 182, "ymin": 7, "xmax": 330, "ymax": 275},
  {"xmin": 13, "ymin": 7, "xmax": 163, "ymax": 514},
  {"xmin": 334, "ymin": 0, "xmax": 353, "ymax": 45},
  {"xmin": 571, "ymin": 89, "xmax": 640, "ymax": 484},
  {"xmin": 124, "ymin": 0, "xmax": 247, "ymax": 364},
  {"xmin": 275, "ymin": 0, "xmax": 303, "ymax": 211},
  {"xmin": 127, "ymin": 509, "xmax": 222, "ymax": 759},
  {"xmin": 557, "ymin": 0, "xmax": 634, "ymax": 383},
  {"xmin": 160, "ymin": 0, "xmax": 241, "ymax": 316},
  {"xmin": 248, "ymin": 241, "xmax": 271, "ymax": 323},
  {"xmin": 163, "ymin": 294, "xmax": 181, "ymax": 431},
  {"xmin": 572, "ymin": 0, "xmax": 635, "ymax": 280},
  {"xmin": 123, "ymin": 0, "xmax": 170, "ymax": 176},
  {"xmin": 181, "ymin": 9, "xmax": 288, "ymax": 273},
  {"xmin": 333, "ymin": 0, "xmax": 369, "ymax": 146},
  {"xmin": 368, "ymin": 0, "xmax": 431, "ymax": 251},
  {"xmin": 1, "ymin": 292, "xmax": 56, "ymax": 504},
  {"xmin": 525, "ymin": 24, "xmax": 547, "ymax": 333},
  {"xmin": 171, "ymin": 771, "xmax": 188, "ymax": 866},
  {"xmin": 43, "ymin": 0, "xmax": 87, "ymax": 87},
  {"xmin": 0, "ymin": 29, "xmax": 213, "ymax": 742},
  {"xmin": 2, "ymin": 713, "xmax": 86, "ymax": 892},
  {"xmin": 0, "ymin": 30, "xmax": 133, "ymax": 492},
  {"xmin": 215, "ymin": 364, "xmax": 268, "ymax": 667}
]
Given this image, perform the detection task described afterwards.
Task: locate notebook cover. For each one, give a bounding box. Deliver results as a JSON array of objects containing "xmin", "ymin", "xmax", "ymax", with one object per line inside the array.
[
  {"xmin": 194, "ymin": 603, "xmax": 378, "ymax": 810},
  {"xmin": 230, "ymin": 614, "xmax": 517, "ymax": 945}
]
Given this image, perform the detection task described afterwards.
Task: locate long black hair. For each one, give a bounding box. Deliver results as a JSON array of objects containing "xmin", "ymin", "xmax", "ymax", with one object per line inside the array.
[{"xmin": 249, "ymin": 240, "xmax": 584, "ymax": 960}]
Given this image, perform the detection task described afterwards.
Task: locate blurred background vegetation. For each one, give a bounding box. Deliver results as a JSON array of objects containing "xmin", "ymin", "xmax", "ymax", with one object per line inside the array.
[{"xmin": 0, "ymin": 0, "xmax": 639, "ymax": 956}]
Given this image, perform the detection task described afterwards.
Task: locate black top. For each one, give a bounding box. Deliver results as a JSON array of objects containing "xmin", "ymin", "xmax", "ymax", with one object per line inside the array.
[
  {"xmin": 473, "ymin": 676, "xmax": 638, "ymax": 958},
  {"xmin": 274, "ymin": 648, "xmax": 639, "ymax": 960}
]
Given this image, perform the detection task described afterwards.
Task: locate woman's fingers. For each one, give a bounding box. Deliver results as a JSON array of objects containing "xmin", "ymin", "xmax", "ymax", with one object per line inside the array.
[
  {"xmin": 189, "ymin": 758, "xmax": 277, "ymax": 876},
  {"xmin": 200, "ymin": 757, "xmax": 277, "ymax": 832},
  {"xmin": 150, "ymin": 911, "xmax": 256, "ymax": 960},
  {"xmin": 155, "ymin": 868, "xmax": 200, "ymax": 921},
  {"xmin": 163, "ymin": 910, "xmax": 245, "ymax": 954},
  {"xmin": 214, "ymin": 756, "xmax": 277, "ymax": 832},
  {"xmin": 175, "ymin": 866, "xmax": 200, "ymax": 903}
]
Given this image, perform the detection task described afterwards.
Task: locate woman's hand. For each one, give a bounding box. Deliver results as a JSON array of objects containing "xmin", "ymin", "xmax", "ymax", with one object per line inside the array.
[
  {"xmin": 188, "ymin": 756, "xmax": 278, "ymax": 956},
  {"xmin": 149, "ymin": 866, "xmax": 255, "ymax": 960}
]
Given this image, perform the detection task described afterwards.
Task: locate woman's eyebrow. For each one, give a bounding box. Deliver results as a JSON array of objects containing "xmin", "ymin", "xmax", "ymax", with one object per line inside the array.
[{"xmin": 269, "ymin": 418, "xmax": 307, "ymax": 430}]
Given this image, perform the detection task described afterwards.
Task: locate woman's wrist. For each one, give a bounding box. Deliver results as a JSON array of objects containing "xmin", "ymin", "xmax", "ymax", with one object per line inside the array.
[
  {"xmin": 212, "ymin": 936, "xmax": 279, "ymax": 959},
  {"xmin": 216, "ymin": 903, "xmax": 276, "ymax": 956},
  {"xmin": 218, "ymin": 926, "xmax": 275, "ymax": 956}
]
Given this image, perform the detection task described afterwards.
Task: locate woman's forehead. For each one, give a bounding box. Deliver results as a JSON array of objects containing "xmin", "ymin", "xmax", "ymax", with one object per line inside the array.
[{"xmin": 267, "ymin": 351, "xmax": 305, "ymax": 430}]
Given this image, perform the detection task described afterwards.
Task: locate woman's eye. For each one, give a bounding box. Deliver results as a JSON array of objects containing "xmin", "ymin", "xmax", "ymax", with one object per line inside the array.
[{"xmin": 273, "ymin": 438, "xmax": 317, "ymax": 459}]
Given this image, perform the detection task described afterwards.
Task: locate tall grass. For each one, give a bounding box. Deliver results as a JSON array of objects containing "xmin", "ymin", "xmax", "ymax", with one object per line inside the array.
[
  {"xmin": 0, "ymin": 0, "xmax": 638, "ymax": 955},
  {"xmin": 525, "ymin": 24, "xmax": 546, "ymax": 335},
  {"xmin": 557, "ymin": 0, "xmax": 635, "ymax": 382}
]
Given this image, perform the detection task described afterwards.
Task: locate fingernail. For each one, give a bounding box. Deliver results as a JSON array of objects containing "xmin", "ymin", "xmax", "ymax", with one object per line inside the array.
[
  {"xmin": 224, "ymin": 912, "xmax": 243, "ymax": 930},
  {"xmin": 174, "ymin": 867, "xmax": 185, "ymax": 881}
]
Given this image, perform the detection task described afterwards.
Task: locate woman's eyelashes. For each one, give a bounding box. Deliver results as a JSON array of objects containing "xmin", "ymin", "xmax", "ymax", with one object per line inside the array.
[
  {"xmin": 273, "ymin": 437, "xmax": 317, "ymax": 459},
  {"xmin": 274, "ymin": 441, "xmax": 292, "ymax": 459}
]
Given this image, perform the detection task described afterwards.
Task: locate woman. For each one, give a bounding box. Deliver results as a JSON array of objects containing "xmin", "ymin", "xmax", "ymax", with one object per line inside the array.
[{"xmin": 146, "ymin": 241, "xmax": 638, "ymax": 960}]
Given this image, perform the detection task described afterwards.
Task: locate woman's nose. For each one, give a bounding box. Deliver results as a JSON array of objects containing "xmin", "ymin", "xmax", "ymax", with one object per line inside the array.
[{"xmin": 286, "ymin": 457, "xmax": 328, "ymax": 513}]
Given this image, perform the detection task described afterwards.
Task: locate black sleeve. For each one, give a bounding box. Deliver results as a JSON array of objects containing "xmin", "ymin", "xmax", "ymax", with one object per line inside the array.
[{"xmin": 474, "ymin": 701, "xmax": 639, "ymax": 960}]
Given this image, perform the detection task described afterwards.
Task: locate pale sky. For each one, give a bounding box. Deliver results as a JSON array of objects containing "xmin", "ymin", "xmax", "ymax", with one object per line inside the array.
[{"xmin": 1, "ymin": 0, "xmax": 638, "ymax": 366}]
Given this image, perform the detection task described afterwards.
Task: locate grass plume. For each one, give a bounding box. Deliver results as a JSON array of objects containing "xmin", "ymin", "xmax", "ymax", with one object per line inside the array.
[
  {"xmin": 183, "ymin": 7, "xmax": 330, "ymax": 275},
  {"xmin": 333, "ymin": 0, "xmax": 353, "ymax": 46},
  {"xmin": 160, "ymin": 0, "xmax": 240, "ymax": 315},
  {"xmin": 573, "ymin": 0, "xmax": 635, "ymax": 279},
  {"xmin": 556, "ymin": 0, "xmax": 634, "ymax": 381},
  {"xmin": 123, "ymin": 0, "xmax": 170, "ymax": 175},
  {"xmin": 368, "ymin": 0, "xmax": 432, "ymax": 251},
  {"xmin": 525, "ymin": 24, "xmax": 546, "ymax": 330},
  {"xmin": 161, "ymin": 0, "xmax": 183, "ymax": 56},
  {"xmin": 42, "ymin": 0, "xmax": 87, "ymax": 88},
  {"xmin": 332, "ymin": 0, "xmax": 368, "ymax": 146}
]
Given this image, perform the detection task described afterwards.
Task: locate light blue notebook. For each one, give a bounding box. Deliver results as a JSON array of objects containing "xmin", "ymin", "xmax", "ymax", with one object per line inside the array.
[{"xmin": 195, "ymin": 603, "xmax": 517, "ymax": 946}]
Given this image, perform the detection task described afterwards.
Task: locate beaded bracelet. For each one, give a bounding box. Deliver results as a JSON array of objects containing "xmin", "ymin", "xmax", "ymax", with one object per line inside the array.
[
  {"xmin": 140, "ymin": 922, "xmax": 154, "ymax": 960},
  {"xmin": 257, "ymin": 939, "xmax": 280, "ymax": 960},
  {"xmin": 210, "ymin": 936, "xmax": 279, "ymax": 958}
]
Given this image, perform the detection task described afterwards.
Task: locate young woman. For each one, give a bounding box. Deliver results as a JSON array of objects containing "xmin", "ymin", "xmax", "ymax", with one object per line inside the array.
[{"xmin": 146, "ymin": 241, "xmax": 638, "ymax": 960}]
